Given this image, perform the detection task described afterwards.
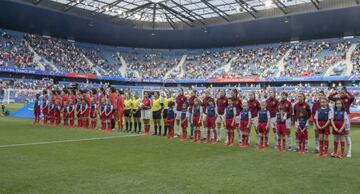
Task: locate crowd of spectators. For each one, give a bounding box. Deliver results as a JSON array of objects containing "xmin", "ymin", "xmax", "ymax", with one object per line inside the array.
[
  {"xmin": 82, "ymin": 48, "xmax": 121, "ymax": 77},
  {"xmin": 281, "ymin": 40, "xmax": 350, "ymax": 77},
  {"xmin": 351, "ymin": 45, "xmax": 360, "ymax": 74},
  {"xmin": 0, "ymin": 30, "xmax": 36, "ymax": 70},
  {"xmin": 25, "ymin": 34, "xmax": 94, "ymax": 74},
  {"xmin": 125, "ymin": 53, "xmax": 180, "ymax": 79},
  {"xmin": 184, "ymin": 50, "xmax": 233, "ymax": 79}
]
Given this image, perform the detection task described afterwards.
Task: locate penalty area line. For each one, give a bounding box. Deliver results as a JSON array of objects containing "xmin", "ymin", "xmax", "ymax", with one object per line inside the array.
[{"xmin": 0, "ymin": 134, "xmax": 141, "ymax": 148}]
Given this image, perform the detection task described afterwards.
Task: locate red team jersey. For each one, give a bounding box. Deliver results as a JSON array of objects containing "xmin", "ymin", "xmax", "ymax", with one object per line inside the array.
[
  {"xmin": 232, "ymin": 97, "xmax": 242, "ymax": 116},
  {"xmin": 328, "ymin": 92, "xmax": 355, "ymax": 114},
  {"xmin": 216, "ymin": 96, "xmax": 228, "ymax": 115},
  {"xmin": 201, "ymin": 96, "xmax": 213, "ymax": 114},
  {"xmin": 279, "ymin": 99, "xmax": 292, "ymax": 119},
  {"xmin": 248, "ymin": 99, "xmax": 261, "ymax": 118},
  {"xmin": 175, "ymin": 94, "xmax": 187, "ymax": 111},
  {"xmin": 188, "ymin": 96, "xmax": 196, "ymax": 113},
  {"xmin": 266, "ymin": 97, "xmax": 278, "ymax": 118},
  {"xmin": 293, "ymin": 102, "xmax": 311, "ymax": 120}
]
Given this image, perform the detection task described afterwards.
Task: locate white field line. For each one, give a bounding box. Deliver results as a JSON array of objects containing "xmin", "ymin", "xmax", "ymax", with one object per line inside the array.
[{"xmin": 0, "ymin": 134, "xmax": 141, "ymax": 148}]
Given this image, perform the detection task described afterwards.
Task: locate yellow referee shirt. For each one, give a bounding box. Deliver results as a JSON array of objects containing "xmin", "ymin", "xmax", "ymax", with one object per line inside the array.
[
  {"xmin": 124, "ymin": 99, "xmax": 133, "ymax": 110},
  {"xmin": 163, "ymin": 97, "xmax": 174, "ymax": 109},
  {"xmin": 151, "ymin": 97, "xmax": 162, "ymax": 112},
  {"xmin": 132, "ymin": 98, "xmax": 142, "ymax": 110}
]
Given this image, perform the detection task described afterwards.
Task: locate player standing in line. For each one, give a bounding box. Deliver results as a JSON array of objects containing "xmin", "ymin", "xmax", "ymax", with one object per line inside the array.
[
  {"xmin": 132, "ymin": 92, "xmax": 142, "ymax": 134},
  {"xmin": 314, "ymin": 98, "xmax": 332, "ymax": 157},
  {"xmin": 175, "ymin": 89, "xmax": 187, "ymax": 137},
  {"xmin": 278, "ymin": 91, "xmax": 293, "ymax": 151},
  {"xmin": 117, "ymin": 89, "xmax": 125, "ymax": 132},
  {"xmin": 109, "ymin": 87, "xmax": 118, "ymax": 130},
  {"xmin": 331, "ymin": 100, "xmax": 350, "ymax": 159},
  {"xmin": 151, "ymin": 91, "xmax": 163, "ymax": 136},
  {"xmin": 34, "ymin": 94, "xmax": 41, "ymax": 125},
  {"xmin": 166, "ymin": 102, "xmax": 176, "ymax": 139},
  {"xmin": 224, "ymin": 98, "xmax": 236, "ymax": 147},
  {"xmin": 80, "ymin": 98, "xmax": 89, "ymax": 129},
  {"xmin": 68, "ymin": 98, "xmax": 75, "ymax": 128},
  {"xmin": 328, "ymin": 87, "xmax": 354, "ymax": 158},
  {"xmin": 76, "ymin": 93, "xmax": 83, "ymax": 128},
  {"xmin": 293, "ymin": 93, "xmax": 311, "ymax": 152},
  {"xmin": 105, "ymin": 98, "xmax": 114, "ymax": 132},
  {"xmin": 266, "ymin": 89, "xmax": 279, "ymax": 148},
  {"xmin": 201, "ymin": 89, "xmax": 213, "ymax": 140},
  {"xmin": 216, "ymin": 89, "xmax": 228, "ymax": 143},
  {"xmin": 187, "ymin": 90, "xmax": 196, "ymax": 139},
  {"xmin": 230, "ymin": 89, "xmax": 242, "ymax": 145},
  {"xmin": 205, "ymin": 98, "xmax": 217, "ymax": 144},
  {"xmin": 248, "ymin": 92, "xmax": 261, "ymax": 146},
  {"xmin": 162, "ymin": 91, "xmax": 174, "ymax": 136},
  {"xmin": 49, "ymin": 90, "xmax": 56, "ymax": 126},
  {"xmin": 100, "ymin": 98, "xmax": 107, "ymax": 131},
  {"xmin": 124, "ymin": 93, "xmax": 133, "ymax": 133},
  {"xmin": 41, "ymin": 90, "xmax": 49, "ymax": 125},
  {"xmin": 311, "ymin": 91, "xmax": 325, "ymax": 153},
  {"xmin": 276, "ymin": 105, "xmax": 287, "ymax": 152},
  {"xmin": 54, "ymin": 98, "xmax": 62, "ymax": 126},
  {"xmin": 142, "ymin": 91, "xmax": 152, "ymax": 135},
  {"xmin": 257, "ymin": 101, "xmax": 270, "ymax": 149},
  {"xmin": 239, "ymin": 102, "xmax": 251, "ymax": 148},
  {"xmin": 296, "ymin": 110, "xmax": 310, "ymax": 155},
  {"xmin": 89, "ymin": 96, "xmax": 98, "ymax": 130},
  {"xmin": 62, "ymin": 101, "xmax": 69, "ymax": 127},
  {"xmin": 192, "ymin": 98, "xmax": 202, "ymax": 143},
  {"xmin": 180, "ymin": 103, "xmax": 189, "ymax": 142}
]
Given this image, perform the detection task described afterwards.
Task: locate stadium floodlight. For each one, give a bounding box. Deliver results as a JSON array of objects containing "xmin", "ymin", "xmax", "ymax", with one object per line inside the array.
[{"xmin": 265, "ymin": 0, "xmax": 273, "ymax": 8}]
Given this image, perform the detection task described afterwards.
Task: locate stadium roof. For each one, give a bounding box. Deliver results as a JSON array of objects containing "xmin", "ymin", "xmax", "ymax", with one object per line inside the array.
[{"xmin": 36, "ymin": 0, "xmax": 324, "ymax": 29}]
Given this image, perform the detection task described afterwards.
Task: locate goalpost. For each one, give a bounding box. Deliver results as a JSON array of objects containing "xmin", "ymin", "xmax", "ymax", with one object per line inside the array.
[{"xmin": 2, "ymin": 89, "xmax": 42, "ymax": 104}]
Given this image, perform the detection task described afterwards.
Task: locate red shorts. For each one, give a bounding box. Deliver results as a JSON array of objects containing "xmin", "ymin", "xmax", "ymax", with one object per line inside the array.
[
  {"xmin": 277, "ymin": 123, "xmax": 286, "ymax": 136},
  {"xmin": 90, "ymin": 111, "xmax": 97, "ymax": 118},
  {"xmin": 62, "ymin": 112, "xmax": 68, "ymax": 119},
  {"xmin": 42, "ymin": 108, "xmax": 48, "ymax": 116},
  {"xmin": 107, "ymin": 113, "xmax": 113, "ymax": 120},
  {"xmin": 318, "ymin": 120, "xmax": 330, "ymax": 135},
  {"xmin": 333, "ymin": 121, "xmax": 346, "ymax": 135},
  {"xmin": 166, "ymin": 119, "xmax": 175, "ymax": 128},
  {"xmin": 181, "ymin": 120, "xmax": 188, "ymax": 129},
  {"xmin": 100, "ymin": 113, "xmax": 107, "ymax": 121},
  {"xmin": 205, "ymin": 117, "xmax": 216, "ymax": 129},
  {"xmin": 240, "ymin": 120, "xmax": 249, "ymax": 132},
  {"xmin": 225, "ymin": 118, "xmax": 235, "ymax": 130},
  {"xmin": 69, "ymin": 112, "xmax": 75, "ymax": 119},
  {"xmin": 192, "ymin": 116, "xmax": 201, "ymax": 127},
  {"xmin": 296, "ymin": 128, "xmax": 308, "ymax": 140},
  {"xmin": 82, "ymin": 110, "xmax": 89, "ymax": 117},
  {"xmin": 34, "ymin": 107, "xmax": 41, "ymax": 116},
  {"xmin": 258, "ymin": 122, "xmax": 268, "ymax": 134}
]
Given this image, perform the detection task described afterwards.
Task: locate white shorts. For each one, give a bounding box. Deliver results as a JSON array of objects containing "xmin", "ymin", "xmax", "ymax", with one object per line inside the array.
[
  {"xmin": 216, "ymin": 114, "xmax": 225, "ymax": 124},
  {"xmin": 269, "ymin": 117, "xmax": 276, "ymax": 129},
  {"xmin": 250, "ymin": 117, "xmax": 258, "ymax": 128},
  {"xmin": 175, "ymin": 110, "xmax": 182, "ymax": 120},
  {"xmin": 285, "ymin": 118, "xmax": 292, "ymax": 129},
  {"xmin": 141, "ymin": 109, "xmax": 151, "ymax": 120}
]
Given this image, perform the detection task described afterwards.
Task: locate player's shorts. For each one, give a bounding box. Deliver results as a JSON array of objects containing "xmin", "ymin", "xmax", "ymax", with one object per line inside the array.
[
  {"xmin": 152, "ymin": 110, "xmax": 162, "ymax": 120},
  {"xmin": 216, "ymin": 114, "xmax": 225, "ymax": 124},
  {"xmin": 133, "ymin": 109, "xmax": 141, "ymax": 118},
  {"xmin": 162, "ymin": 109, "xmax": 168, "ymax": 119},
  {"xmin": 181, "ymin": 120, "xmax": 188, "ymax": 129},
  {"xmin": 82, "ymin": 110, "xmax": 89, "ymax": 117},
  {"xmin": 318, "ymin": 120, "xmax": 330, "ymax": 135},
  {"xmin": 277, "ymin": 123, "xmax": 287, "ymax": 136},
  {"xmin": 296, "ymin": 128, "xmax": 308, "ymax": 140},
  {"xmin": 205, "ymin": 116, "xmax": 216, "ymax": 129},
  {"xmin": 333, "ymin": 121, "xmax": 347, "ymax": 135},
  {"xmin": 175, "ymin": 110, "xmax": 182, "ymax": 120},
  {"xmin": 225, "ymin": 118, "xmax": 235, "ymax": 130},
  {"xmin": 240, "ymin": 120, "xmax": 249, "ymax": 132},
  {"xmin": 34, "ymin": 107, "xmax": 41, "ymax": 116},
  {"xmin": 90, "ymin": 111, "xmax": 97, "ymax": 118},
  {"xmin": 285, "ymin": 118, "xmax": 291, "ymax": 129},
  {"xmin": 250, "ymin": 117, "xmax": 258, "ymax": 129},
  {"xmin": 166, "ymin": 119, "xmax": 175, "ymax": 128},
  {"xmin": 124, "ymin": 109, "xmax": 132, "ymax": 117},
  {"xmin": 142, "ymin": 109, "xmax": 151, "ymax": 120},
  {"xmin": 192, "ymin": 116, "xmax": 201, "ymax": 127},
  {"xmin": 258, "ymin": 122, "xmax": 268, "ymax": 134},
  {"xmin": 106, "ymin": 113, "xmax": 113, "ymax": 120},
  {"xmin": 269, "ymin": 117, "xmax": 276, "ymax": 129}
]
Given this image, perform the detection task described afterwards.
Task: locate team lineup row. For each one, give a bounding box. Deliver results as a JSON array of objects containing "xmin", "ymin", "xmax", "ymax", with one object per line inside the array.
[{"xmin": 33, "ymin": 86, "xmax": 355, "ymax": 158}]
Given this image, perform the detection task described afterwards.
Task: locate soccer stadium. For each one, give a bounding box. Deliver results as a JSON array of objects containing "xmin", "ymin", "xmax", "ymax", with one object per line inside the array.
[{"xmin": 1, "ymin": 0, "xmax": 360, "ymax": 193}]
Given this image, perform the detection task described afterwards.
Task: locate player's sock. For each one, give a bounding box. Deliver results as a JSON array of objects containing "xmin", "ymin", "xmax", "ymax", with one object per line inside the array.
[
  {"xmin": 238, "ymin": 129, "xmax": 242, "ymax": 144},
  {"xmin": 315, "ymin": 137, "xmax": 319, "ymax": 152},
  {"xmin": 163, "ymin": 125, "xmax": 167, "ymax": 136},
  {"xmin": 265, "ymin": 136, "xmax": 268, "ymax": 147},
  {"xmin": 319, "ymin": 140, "xmax": 323, "ymax": 154},
  {"xmin": 129, "ymin": 122, "xmax": 133, "ymax": 132},
  {"xmin": 340, "ymin": 141, "xmax": 345, "ymax": 155},
  {"xmin": 282, "ymin": 139, "xmax": 286, "ymax": 150},
  {"xmin": 277, "ymin": 138, "xmax": 281, "ymax": 150},
  {"xmin": 134, "ymin": 122, "xmax": 137, "ymax": 132},
  {"xmin": 225, "ymin": 130, "xmax": 228, "ymax": 144},
  {"xmin": 345, "ymin": 135, "xmax": 352, "ymax": 155},
  {"xmin": 158, "ymin": 125, "xmax": 162, "ymax": 135},
  {"xmin": 333, "ymin": 141, "xmax": 338, "ymax": 155},
  {"xmin": 324, "ymin": 140, "xmax": 329, "ymax": 154},
  {"xmin": 125, "ymin": 121, "xmax": 129, "ymax": 131},
  {"xmin": 305, "ymin": 140, "xmax": 309, "ymax": 152},
  {"xmin": 138, "ymin": 122, "xmax": 142, "ymax": 133},
  {"xmin": 256, "ymin": 134, "xmax": 260, "ymax": 146},
  {"xmin": 213, "ymin": 129, "xmax": 217, "ymax": 142},
  {"xmin": 274, "ymin": 131, "xmax": 277, "ymax": 146},
  {"xmin": 287, "ymin": 135, "xmax": 292, "ymax": 149},
  {"xmin": 217, "ymin": 127, "xmax": 221, "ymax": 142},
  {"xmin": 176, "ymin": 124, "xmax": 180, "ymax": 136},
  {"xmin": 154, "ymin": 125, "xmax": 158, "ymax": 135}
]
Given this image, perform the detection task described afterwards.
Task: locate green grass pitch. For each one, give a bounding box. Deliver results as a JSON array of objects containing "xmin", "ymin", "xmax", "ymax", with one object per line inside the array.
[{"xmin": 0, "ymin": 105, "xmax": 359, "ymax": 193}]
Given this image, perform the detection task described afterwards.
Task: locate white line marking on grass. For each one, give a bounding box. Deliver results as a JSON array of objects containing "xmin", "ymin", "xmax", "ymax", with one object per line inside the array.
[{"xmin": 0, "ymin": 134, "xmax": 141, "ymax": 148}]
